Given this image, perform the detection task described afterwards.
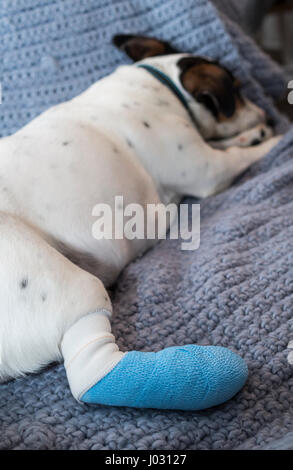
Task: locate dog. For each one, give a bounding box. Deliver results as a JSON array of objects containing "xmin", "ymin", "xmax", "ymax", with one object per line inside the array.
[{"xmin": 0, "ymin": 34, "xmax": 282, "ymax": 410}]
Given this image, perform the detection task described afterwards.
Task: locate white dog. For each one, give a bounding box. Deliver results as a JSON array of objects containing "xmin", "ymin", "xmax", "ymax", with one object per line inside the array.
[{"xmin": 0, "ymin": 35, "xmax": 283, "ymax": 410}]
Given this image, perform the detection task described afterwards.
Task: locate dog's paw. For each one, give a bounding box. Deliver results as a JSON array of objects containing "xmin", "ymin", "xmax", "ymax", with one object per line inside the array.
[
  {"xmin": 288, "ymin": 341, "xmax": 293, "ymax": 365},
  {"xmin": 208, "ymin": 124, "xmax": 274, "ymax": 150},
  {"xmin": 240, "ymin": 124, "xmax": 273, "ymax": 147}
]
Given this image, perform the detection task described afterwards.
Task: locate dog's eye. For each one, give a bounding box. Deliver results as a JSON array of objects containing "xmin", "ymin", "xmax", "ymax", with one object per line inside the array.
[{"xmin": 196, "ymin": 92, "xmax": 219, "ymax": 118}]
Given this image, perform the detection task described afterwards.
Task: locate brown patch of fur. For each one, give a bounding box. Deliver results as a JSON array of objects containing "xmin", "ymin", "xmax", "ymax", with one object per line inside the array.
[
  {"xmin": 181, "ymin": 63, "xmax": 225, "ymax": 95},
  {"xmin": 181, "ymin": 63, "xmax": 244, "ymax": 119},
  {"xmin": 217, "ymin": 97, "xmax": 244, "ymax": 122}
]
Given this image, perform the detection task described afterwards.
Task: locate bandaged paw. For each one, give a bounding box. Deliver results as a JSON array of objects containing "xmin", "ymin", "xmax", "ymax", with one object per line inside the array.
[
  {"xmin": 62, "ymin": 312, "xmax": 248, "ymax": 410},
  {"xmin": 81, "ymin": 344, "xmax": 248, "ymax": 411}
]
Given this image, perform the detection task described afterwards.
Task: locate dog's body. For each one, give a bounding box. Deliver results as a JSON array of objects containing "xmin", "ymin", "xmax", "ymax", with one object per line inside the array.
[{"xmin": 0, "ymin": 37, "xmax": 282, "ymax": 409}]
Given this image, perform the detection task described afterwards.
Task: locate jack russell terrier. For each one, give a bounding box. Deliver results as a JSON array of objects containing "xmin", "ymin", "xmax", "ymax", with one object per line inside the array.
[{"xmin": 0, "ymin": 35, "xmax": 284, "ymax": 411}]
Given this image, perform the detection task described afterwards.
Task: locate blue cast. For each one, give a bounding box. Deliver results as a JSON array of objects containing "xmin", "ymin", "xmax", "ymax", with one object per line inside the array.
[{"xmin": 81, "ymin": 345, "xmax": 248, "ymax": 411}]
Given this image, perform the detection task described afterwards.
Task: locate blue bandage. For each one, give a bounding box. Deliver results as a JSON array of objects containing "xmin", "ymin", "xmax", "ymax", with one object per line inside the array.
[{"xmin": 81, "ymin": 345, "xmax": 248, "ymax": 410}]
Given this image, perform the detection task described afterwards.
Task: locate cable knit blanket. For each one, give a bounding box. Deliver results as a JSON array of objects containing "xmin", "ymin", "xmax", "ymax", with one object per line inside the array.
[{"xmin": 0, "ymin": 0, "xmax": 293, "ymax": 450}]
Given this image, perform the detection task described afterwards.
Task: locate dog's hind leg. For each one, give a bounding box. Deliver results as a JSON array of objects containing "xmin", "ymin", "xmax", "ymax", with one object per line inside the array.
[
  {"xmin": 0, "ymin": 212, "xmax": 248, "ymax": 411},
  {"xmin": 0, "ymin": 212, "xmax": 112, "ymax": 381}
]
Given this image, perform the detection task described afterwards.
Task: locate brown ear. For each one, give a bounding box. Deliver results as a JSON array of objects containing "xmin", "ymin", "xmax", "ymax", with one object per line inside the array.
[
  {"xmin": 112, "ymin": 34, "xmax": 177, "ymax": 62},
  {"xmin": 178, "ymin": 56, "xmax": 237, "ymax": 118},
  {"xmin": 177, "ymin": 56, "xmax": 210, "ymax": 72}
]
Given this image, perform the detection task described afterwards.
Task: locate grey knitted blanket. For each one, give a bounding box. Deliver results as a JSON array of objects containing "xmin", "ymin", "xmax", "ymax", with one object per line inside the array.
[{"xmin": 0, "ymin": 0, "xmax": 293, "ymax": 450}]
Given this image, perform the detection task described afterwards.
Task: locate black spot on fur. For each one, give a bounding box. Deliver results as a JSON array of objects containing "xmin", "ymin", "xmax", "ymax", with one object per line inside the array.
[
  {"xmin": 252, "ymin": 139, "xmax": 261, "ymax": 146},
  {"xmin": 62, "ymin": 141, "xmax": 70, "ymax": 146},
  {"xmin": 143, "ymin": 121, "xmax": 151, "ymax": 128},
  {"xmin": 41, "ymin": 293, "xmax": 47, "ymax": 302},
  {"xmin": 178, "ymin": 144, "xmax": 183, "ymax": 151},
  {"xmin": 126, "ymin": 138, "xmax": 134, "ymax": 148},
  {"xmin": 20, "ymin": 278, "xmax": 28, "ymax": 289},
  {"xmin": 260, "ymin": 129, "xmax": 266, "ymax": 139},
  {"xmin": 122, "ymin": 103, "xmax": 130, "ymax": 109}
]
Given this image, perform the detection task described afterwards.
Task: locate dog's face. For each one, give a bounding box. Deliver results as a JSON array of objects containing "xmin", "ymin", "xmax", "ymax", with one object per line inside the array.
[{"xmin": 113, "ymin": 34, "xmax": 267, "ymax": 140}]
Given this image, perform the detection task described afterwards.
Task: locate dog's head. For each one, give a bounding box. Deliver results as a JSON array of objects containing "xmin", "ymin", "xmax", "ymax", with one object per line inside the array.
[{"xmin": 113, "ymin": 34, "xmax": 267, "ymax": 140}]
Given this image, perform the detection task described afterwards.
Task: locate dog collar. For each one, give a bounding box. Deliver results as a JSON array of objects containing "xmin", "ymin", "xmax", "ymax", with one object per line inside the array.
[{"xmin": 137, "ymin": 64, "xmax": 197, "ymax": 125}]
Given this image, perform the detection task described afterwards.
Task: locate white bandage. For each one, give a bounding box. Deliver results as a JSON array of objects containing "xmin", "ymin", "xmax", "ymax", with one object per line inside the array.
[{"xmin": 61, "ymin": 310, "xmax": 125, "ymax": 401}]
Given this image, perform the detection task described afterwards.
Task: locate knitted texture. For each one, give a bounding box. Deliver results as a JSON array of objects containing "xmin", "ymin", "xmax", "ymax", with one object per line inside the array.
[
  {"xmin": 0, "ymin": 0, "xmax": 289, "ymax": 137},
  {"xmin": 212, "ymin": 0, "xmax": 248, "ymax": 26},
  {"xmin": 0, "ymin": 0, "xmax": 293, "ymax": 450}
]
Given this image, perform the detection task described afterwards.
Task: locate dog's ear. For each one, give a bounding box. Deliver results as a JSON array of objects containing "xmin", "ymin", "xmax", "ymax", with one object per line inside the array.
[
  {"xmin": 112, "ymin": 34, "xmax": 177, "ymax": 61},
  {"xmin": 196, "ymin": 92, "xmax": 221, "ymax": 119},
  {"xmin": 177, "ymin": 56, "xmax": 209, "ymax": 72},
  {"xmin": 178, "ymin": 56, "xmax": 237, "ymax": 118}
]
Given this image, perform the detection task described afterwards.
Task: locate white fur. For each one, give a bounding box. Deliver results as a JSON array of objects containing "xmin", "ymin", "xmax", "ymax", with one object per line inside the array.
[{"xmin": 0, "ymin": 54, "xmax": 281, "ymax": 382}]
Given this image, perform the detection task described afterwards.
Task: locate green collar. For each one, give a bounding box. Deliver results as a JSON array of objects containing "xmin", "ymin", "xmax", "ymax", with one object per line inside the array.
[{"xmin": 137, "ymin": 64, "xmax": 196, "ymax": 125}]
